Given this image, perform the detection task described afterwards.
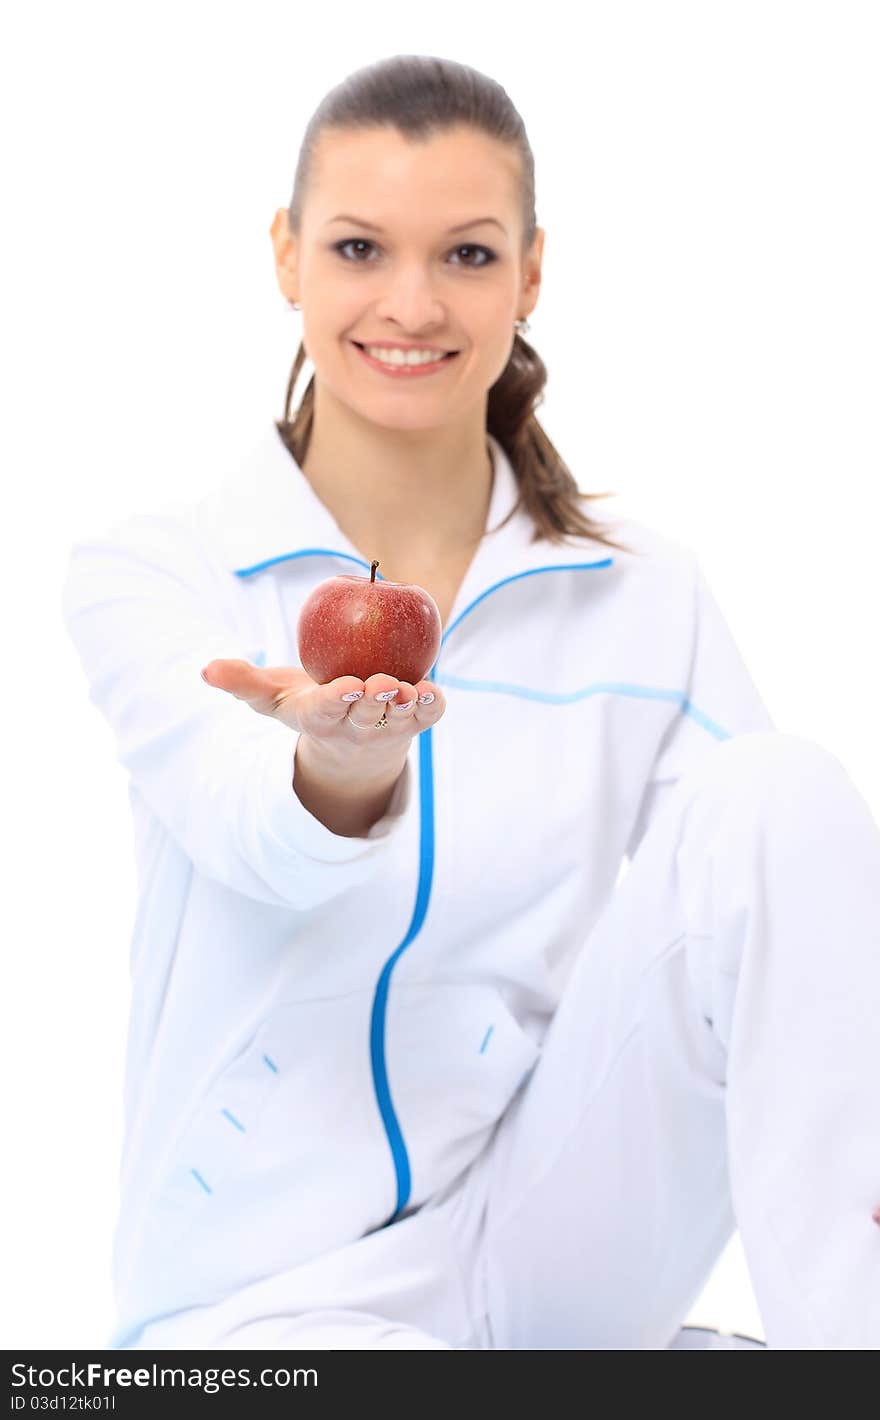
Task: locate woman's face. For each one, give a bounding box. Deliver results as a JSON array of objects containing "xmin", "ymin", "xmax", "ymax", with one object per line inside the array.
[{"xmin": 270, "ymin": 124, "xmax": 544, "ymax": 434}]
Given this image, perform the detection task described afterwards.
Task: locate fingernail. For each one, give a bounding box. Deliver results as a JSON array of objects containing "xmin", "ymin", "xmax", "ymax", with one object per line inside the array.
[
  {"xmin": 376, "ymin": 688, "xmax": 399, "ymax": 701},
  {"xmin": 394, "ymin": 698, "xmax": 416, "ymax": 711},
  {"xmin": 340, "ymin": 690, "xmax": 364, "ymax": 701},
  {"xmin": 200, "ymin": 668, "xmax": 209, "ymax": 681},
  {"xmin": 418, "ymin": 692, "xmax": 435, "ymax": 705}
]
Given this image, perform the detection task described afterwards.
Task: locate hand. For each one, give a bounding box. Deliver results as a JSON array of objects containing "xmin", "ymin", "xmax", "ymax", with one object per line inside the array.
[{"xmin": 200, "ymin": 659, "xmax": 446, "ymax": 760}]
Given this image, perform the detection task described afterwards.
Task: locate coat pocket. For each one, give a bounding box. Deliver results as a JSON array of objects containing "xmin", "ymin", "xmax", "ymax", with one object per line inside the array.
[
  {"xmin": 140, "ymin": 990, "xmax": 389, "ymax": 1279},
  {"xmin": 384, "ymin": 980, "xmax": 542, "ymax": 1211},
  {"xmin": 144, "ymin": 1014, "xmax": 285, "ymax": 1254}
]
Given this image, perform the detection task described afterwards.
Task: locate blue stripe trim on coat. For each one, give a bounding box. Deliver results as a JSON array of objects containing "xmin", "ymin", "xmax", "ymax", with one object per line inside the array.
[
  {"xmin": 369, "ymin": 724, "xmax": 436, "ymax": 1222},
  {"xmin": 233, "ymin": 549, "xmax": 389, "ymax": 579},
  {"xmin": 440, "ymin": 559, "xmax": 613, "ymax": 644},
  {"xmin": 435, "ymin": 676, "xmax": 730, "ymax": 740}
]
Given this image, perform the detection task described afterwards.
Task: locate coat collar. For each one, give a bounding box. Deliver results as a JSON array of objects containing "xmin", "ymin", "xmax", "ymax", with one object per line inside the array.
[{"xmin": 202, "ymin": 423, "xmax": 617, "ymax": 628}]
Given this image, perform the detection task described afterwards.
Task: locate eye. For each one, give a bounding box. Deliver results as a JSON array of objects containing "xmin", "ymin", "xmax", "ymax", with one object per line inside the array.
[
  {"xmin": 451, "ymin": 244, "xmax": 496, "ymax": 268},
  {"xmin": 334, "ymin": 238, "xmax": 377, "ymax": 262},
  {"xmin": 332, "ymin": 239, "xmax": 496, "ymax": 268}
]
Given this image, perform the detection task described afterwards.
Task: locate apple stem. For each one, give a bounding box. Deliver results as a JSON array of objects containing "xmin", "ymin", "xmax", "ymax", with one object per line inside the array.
[{"xmin": 370, "ymin": 560, "xmax": 379, "ymax": 583}]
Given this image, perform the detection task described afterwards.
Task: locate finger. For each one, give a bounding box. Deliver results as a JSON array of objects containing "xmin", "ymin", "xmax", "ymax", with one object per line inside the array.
[
  {"xmin": 412, "ymin": 679, "xmax": 445, "ymax": 721},
  {"xmin": 362, "ymin": 672, "xmax": 401, "ymax": 701},
  {"xmin": 201, "ymin": 659, "xmax": 313, "ymax": 719},
  {"xmin": 285, "ymin": 678, "xmax": 360, "ymax": 744},
  {"xmin": 387, "ymin": 680, "xmax": 418, "ymax": 719},
  {"xmin": 302, "ymin": 675, "xmax": 369, "ymax": 735},
  {"xmin": 201, "ymin": 658, "xmax": 283, "ymax": 713},
  {"xmin": 345, "ymin": 673, "xmax": 401, "ymax": 733},
  {"xmin": 346, "ymin": 673, "xmax": 402, "ymax": 726}
]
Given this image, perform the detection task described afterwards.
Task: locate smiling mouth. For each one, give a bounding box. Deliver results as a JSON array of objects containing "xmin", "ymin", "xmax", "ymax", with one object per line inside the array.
[{"xmin": 351, "ymin": 342, "xmax": 459, "ymax": 359}]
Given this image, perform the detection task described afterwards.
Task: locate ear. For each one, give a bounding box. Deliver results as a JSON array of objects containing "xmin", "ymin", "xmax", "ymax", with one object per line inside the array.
[
  {"xmin": 269, "ymin": 207, "xmax": 292, "ymax": 254},
  {"xmin": 521, "ymin": 226, "xmax": 545, "ymax": 317},
  {"xmin": 270, "ymin": 208, "xmax": 299, "ymax": 302}
]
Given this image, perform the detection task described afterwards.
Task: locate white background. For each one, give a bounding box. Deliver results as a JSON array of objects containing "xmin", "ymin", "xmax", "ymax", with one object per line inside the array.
[{"xmin": 2, "ymin": 0, "xmax": 877, "ymax": 1349}]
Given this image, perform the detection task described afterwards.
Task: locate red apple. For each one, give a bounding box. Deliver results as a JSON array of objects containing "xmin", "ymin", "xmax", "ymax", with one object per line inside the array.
[{"xmin": 296, "ymin": 560, "xmax": 442, "ymax": 685}]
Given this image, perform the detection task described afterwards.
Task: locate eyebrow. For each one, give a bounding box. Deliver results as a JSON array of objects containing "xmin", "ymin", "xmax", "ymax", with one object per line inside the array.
[{"xmin": 324, "ymin": 213, "xmax": 506, "ymax": 235}]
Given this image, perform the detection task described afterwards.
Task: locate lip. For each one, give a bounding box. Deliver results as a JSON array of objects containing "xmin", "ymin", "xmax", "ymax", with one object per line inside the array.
[{"xmin": 351, "ymin": 341, "xmax": 459, "ymax": 378}]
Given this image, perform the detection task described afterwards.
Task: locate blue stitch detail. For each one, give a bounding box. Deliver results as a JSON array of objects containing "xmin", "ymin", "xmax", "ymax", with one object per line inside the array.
[
  {"xmin": 479, "ymin": 1025, "xmax": 495, "ymax": 1054},
  {"xmin": 191, "ymin": 1168, "xmax": 212, "ymax": 1194},
  {"xmin": 221, "ymin": 1108, "xmax": 246, "ymax": 1132},
  {"xmin": 263, "ymin": 1054, "xmax": 279, "ymax": 1072}
]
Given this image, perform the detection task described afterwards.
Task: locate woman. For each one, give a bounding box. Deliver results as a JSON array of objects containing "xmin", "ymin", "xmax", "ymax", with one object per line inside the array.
[{"xmin": 62, "ymin": 55, "xmax": 880, "ymax": 1350}]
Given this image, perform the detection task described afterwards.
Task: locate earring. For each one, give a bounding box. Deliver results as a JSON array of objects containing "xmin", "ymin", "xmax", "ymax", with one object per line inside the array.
[
  {"xmin": 290, "ymin": 301, "xmax": 301, "ymax": 311},
  {"xmin": 515, "ymin": 316, "xmax": 530, "ymax": 334}
]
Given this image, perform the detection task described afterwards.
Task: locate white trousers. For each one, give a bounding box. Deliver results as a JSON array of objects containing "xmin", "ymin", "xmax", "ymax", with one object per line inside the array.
[
  {"xmin": 478, "ymin": 729, "xmax": 880, "ymax": 1350},
  {"xmin": 131, "ymin": 731, "xmax": 880, "ymax": 1350}
]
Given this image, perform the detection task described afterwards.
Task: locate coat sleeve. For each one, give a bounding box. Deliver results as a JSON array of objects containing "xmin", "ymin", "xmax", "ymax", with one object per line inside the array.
[
  {"xmin": 60, "ymin": 512, "xmax": 413, "ymax": 910},
  {"xmin": 624, "ymin": 553, "xmax": 776, "ymax": 862}
]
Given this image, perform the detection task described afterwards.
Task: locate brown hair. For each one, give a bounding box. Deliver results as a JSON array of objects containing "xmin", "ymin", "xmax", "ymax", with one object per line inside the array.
[{"xmin": 275, "ymin": 54, "xmax": 634, "ymax": 557}]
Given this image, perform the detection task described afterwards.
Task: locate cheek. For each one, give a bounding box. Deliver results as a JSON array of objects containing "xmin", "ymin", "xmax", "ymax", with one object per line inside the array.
[
  {"xmin": 302, "ymin": 322, "xmax": 354, "ymax": 370},
  {"xmin": 475, "ymin": 295, "xmax": 518, "ymax": 349},
  {"xmin": 477, "ymin": 324, "xmax": 518, "ymax": 381},
  {"xmin": 303, "ymin": 287, "xmax": 361, "ymax": 334}
]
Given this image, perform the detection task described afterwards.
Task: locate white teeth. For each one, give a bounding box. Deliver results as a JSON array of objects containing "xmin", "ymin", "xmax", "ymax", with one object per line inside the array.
[{"xmin": 362, "ymin": 344, "xmax": 449, "ymax": 367}]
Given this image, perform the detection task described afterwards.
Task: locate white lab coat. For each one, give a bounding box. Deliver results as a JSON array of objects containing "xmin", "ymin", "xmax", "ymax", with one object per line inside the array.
[{"xmin": 61, "ymin": 425, "xmax": 777, "ymax": 1348}]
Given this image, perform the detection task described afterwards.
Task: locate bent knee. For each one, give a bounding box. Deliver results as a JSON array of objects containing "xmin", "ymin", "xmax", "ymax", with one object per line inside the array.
[{"xmin": 693, "ymin": 729, "xmax": 849, "ymax": 802}]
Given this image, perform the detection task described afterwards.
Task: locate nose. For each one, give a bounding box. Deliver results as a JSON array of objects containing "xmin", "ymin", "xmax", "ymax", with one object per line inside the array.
[{"xmin": 372, "ymin": 262, "xmax": 447, "ymax": 335}]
